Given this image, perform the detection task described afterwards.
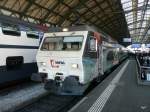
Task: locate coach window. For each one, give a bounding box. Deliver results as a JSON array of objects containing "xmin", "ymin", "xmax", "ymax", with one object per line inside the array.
[
  {"xmin": 6, "ymin": 56, "xmax": 24, "ymax": 70},
  {"xmin": 26, "ymin": 30, "xmax": 39, "ymax": 39},
  {"xmin": 1, "ymin": 23, "xmax": 21, "ymax": 36},
  {"xmin": 107, "ymin": 51, "xmax": 114, "ymax": 61}
]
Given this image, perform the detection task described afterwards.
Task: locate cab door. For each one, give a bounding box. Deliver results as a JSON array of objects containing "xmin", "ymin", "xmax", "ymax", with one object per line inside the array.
[{"xmin": 82, "ymin": 31, "xmax": 101, "ymax": 82}]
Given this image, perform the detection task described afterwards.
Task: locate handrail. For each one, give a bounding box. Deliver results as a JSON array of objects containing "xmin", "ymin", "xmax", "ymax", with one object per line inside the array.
[
  {"xmin": 136, "ymin": 56, "xmax": 141, "ymax": 67},
  {"xmin": 136, "ymin": 56, "xmax": 150, "ymax": 68},
  {"xmin": 136, "ymin": 56, "xmax": 150, "ymax": 81},
  {"xmin": 136, "ymin": 56, "xmax": 141, "ymax": 76},
  {"xmin": 141, "ymin": 66, "xmax": 150, "ymax": 69}
]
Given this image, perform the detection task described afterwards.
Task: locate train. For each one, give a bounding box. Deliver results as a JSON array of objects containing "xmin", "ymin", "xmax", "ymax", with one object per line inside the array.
[
  {"xmin": 32, "ymin": 25, "xmax": 128, "ymax": 95},
  {"xmin": 0, "ymin": 15, "xmax": 46, "ymax": 87}
]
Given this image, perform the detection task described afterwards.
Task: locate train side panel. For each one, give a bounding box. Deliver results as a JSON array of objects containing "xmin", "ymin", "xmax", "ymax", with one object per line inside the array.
[{"xmin": 0, "ymin": 23, "xmax": 40, "ymax": 85}]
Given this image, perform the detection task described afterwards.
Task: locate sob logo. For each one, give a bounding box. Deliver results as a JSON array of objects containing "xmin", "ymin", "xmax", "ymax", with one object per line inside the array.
[{"xmin": 50, "ymin": 59, "xmax": 65, "ymax": 68}]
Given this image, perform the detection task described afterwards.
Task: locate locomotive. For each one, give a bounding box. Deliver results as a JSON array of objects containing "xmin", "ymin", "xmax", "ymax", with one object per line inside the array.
[{"xmin": 32, "ymin": 25, "xmax": 127, "ymax": 95}]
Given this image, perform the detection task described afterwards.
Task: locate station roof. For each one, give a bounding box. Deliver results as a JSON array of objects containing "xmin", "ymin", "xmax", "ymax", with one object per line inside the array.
[
  {"xmin": 0, "ymin": 0, "xmax": 149, "ymax": 45},
  {"xmin": 121, "ymin": 0, "xmax": 150, "ymax": 43}
]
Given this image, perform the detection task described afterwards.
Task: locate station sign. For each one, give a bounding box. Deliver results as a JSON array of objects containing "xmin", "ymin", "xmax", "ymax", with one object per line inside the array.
[
  {"xmin": 145, "ymin": 44, "xmax": 150, "ymax": 48},
  {"xmin": 131, "ymin": 43, "xmax": 141, "ymax": 48},
  {"xmin": 123, "ymin": 38, "xmax": 132, "ymax": 42}
]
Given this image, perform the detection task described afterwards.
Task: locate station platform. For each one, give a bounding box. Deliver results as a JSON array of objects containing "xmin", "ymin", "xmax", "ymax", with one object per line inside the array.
[{"xmin": 69, "ymin": 59, "xmax": 150, "ymax": 112}]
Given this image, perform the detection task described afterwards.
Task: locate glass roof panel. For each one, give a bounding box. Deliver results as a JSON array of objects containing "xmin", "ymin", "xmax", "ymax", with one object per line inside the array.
[
  {"xmin": 138, "ymin": 1, "xmax": 144, "ymax": 7},
  {"xmin": 121, "ymin": 0, "xmax": 150, "ymax": 42}
]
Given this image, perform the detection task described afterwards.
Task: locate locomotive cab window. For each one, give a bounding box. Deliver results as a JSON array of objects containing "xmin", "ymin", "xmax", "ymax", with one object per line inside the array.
[
  {"xmin": 41, "ymin": 36, "xmax": 83, "ymax": 51},
  {"xmin": 71, "ymin": 42, "xmax": 80, "ymax": 50},
  {"xmin": 85, "ymin": 31, "xmax": 98, "ymax": 58},
  {"xmin": 89, "ymin": 37, "xmax": 97, "ymax": 51},
  {"xmin": 87, "ymin": 31, "xmax": 97, "ymax": 52},
  {"xmin": 1, "ymin": 23, "xmax": 21, "ymax": 36}
]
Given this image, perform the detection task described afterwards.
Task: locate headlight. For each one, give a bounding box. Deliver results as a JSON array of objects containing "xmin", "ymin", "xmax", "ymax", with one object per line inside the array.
[
  {"xmin": 39, "ymin": 62, "xmax": 46, "ymax": 66},
  {"xmin": 71, "ymin": 64, "xmax": 78, "ymax": 69}
]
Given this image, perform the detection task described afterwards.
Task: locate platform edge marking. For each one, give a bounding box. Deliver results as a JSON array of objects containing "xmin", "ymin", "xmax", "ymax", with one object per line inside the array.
[
  {"xmin": 88, "ymin": 60, "xmax": 129, "ymax": 112},
  {"xmin": 68, "ymin": 97, "xmax": 88, "ymax": 112}
]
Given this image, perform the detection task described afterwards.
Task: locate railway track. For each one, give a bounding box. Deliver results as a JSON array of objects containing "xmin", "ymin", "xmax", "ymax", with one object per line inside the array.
[
  {"xmin": 14, "ymin": 61, "xmax": 125, "ymax": 112},
  {"xmin": 15, "ymin": 94, "xmax": 82, "ymax": 112},
  {"xmin": 1, "ymin": 60, "xmax": 127, "ymax": 112},
  {"xmin": 0, "ymin": 81, "xmax": 36, "ymax": 96}
]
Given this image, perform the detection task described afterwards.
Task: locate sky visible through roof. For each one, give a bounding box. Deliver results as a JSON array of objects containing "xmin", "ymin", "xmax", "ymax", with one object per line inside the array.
[{"xmin": 121, "ymin": 0, "xmax": 150, "ymax": 43}]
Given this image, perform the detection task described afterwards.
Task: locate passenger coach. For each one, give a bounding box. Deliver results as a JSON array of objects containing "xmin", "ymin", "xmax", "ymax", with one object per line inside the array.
[{"xmin": 0, "ymin": 21, "xmax": 43, "ymax": 87}]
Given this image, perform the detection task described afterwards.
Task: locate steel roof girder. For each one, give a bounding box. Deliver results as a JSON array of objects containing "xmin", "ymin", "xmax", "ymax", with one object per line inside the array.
[
  {"xmin": 137, "ymin": 0, "xmax": 149, "ymax": 41},
  {"xmin": 132, "ymin": 0, "xmax": 138, "ymax": 40},
  {"xmin": 57, "ymin": 0, "xmax": 87, "ymax": 25},
  {"xmin": 141, "ymin": 16, "xmax": 150, "ymax": 42},
  {"xmin": 0, "ymin": 6, "xmax": 56, "ymax": 26},
  {"xmin": 20, "ymin": 0, "xmax": 35, "ymax": 19},
  {"xmin": 41, "ymin": 1, "xmax": 61, "ymax": 23}
]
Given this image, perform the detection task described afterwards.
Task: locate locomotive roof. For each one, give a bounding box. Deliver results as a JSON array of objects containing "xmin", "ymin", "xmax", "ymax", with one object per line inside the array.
[
  {"xmin": 47, "ymin": 25, "xmax": 111, "ymax": 38},
  {"xmin": 45, "ymin": 25, "xmax": 117, "ymax": 43}
]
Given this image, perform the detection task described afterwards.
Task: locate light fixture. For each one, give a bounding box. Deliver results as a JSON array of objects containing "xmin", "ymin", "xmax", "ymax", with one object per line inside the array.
[
  {"xmin": 39, "ymin": 62, "xmax": 46, "ymax": 66},
  {"xmin": 62, "ymin": 28, "xmax": 69, "ymax": 32},
  {"xmin": 71, "ymin": 64, "xmax": 78, "ymax": 69}
]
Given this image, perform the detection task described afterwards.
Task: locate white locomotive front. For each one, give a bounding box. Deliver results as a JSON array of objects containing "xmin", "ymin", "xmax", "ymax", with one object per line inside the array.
[
  {"xmin": 35, "ymin": 31, "xmax": 94, "ymax": 95},
  {"xmin": 32, "ymin": 26, "xmax": 126, "ymax": 95}
]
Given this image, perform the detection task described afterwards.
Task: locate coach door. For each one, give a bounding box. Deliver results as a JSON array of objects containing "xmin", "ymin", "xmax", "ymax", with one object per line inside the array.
[{"xmin": 83, "ymin": 31, "xmax": 101, "ymax": 82}]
